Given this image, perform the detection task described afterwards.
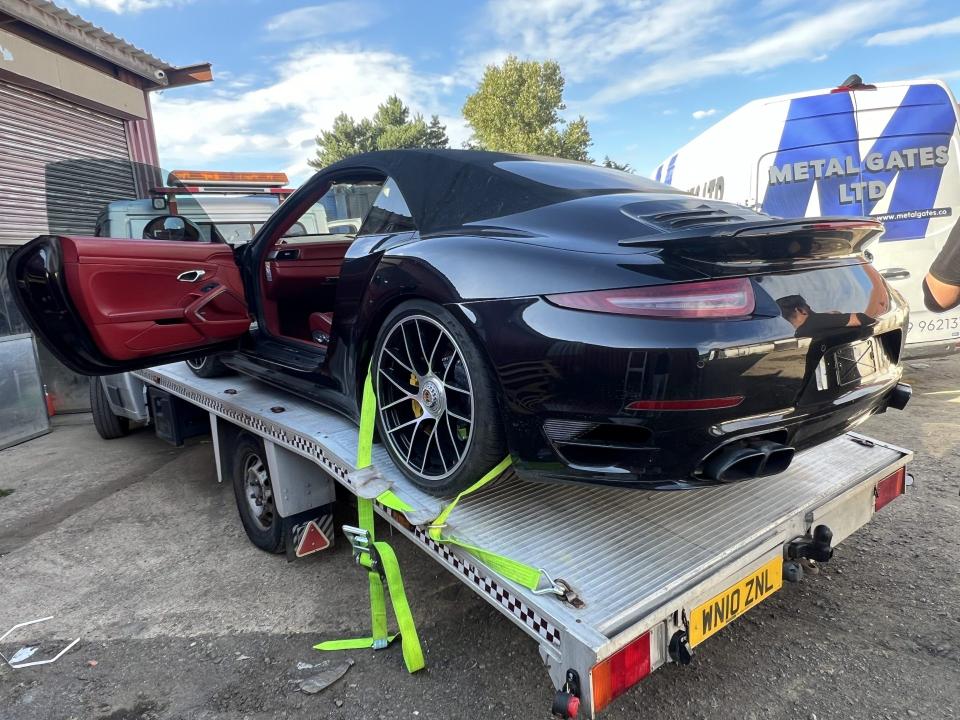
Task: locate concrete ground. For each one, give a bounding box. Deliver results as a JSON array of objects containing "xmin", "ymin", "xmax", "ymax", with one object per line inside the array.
[{"xmin": 0, "ymin": 360, "xmax": 958, "ymax": 720}]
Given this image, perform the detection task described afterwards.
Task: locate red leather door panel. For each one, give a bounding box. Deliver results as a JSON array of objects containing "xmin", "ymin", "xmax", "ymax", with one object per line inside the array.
[
  {"xmin": 265, "ymin": 241, "xmax": 352, "ymax": 300},
  {"xmin": 59, "ymin": 236, "xmax": 249, "ymax": 362}
]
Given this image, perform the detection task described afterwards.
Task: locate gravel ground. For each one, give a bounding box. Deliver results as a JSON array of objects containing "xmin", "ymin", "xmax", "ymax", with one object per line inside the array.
[{"xmin": 0, "ymin": 359, "xmax": 957, "ymax": 720}]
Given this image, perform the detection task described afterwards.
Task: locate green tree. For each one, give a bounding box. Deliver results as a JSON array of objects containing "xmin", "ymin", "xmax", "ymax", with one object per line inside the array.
[
  {"xmin": 309, "ymin": 95, "xmax": 447, "ymax": 169},
  {"xmin": 462, "ymin": 55, "xmax": 592, "ymax": 161},
  {"xmin": 425, "ymin": 115, "xmax": 449, "ymax": 149},
  {"xmin": 602, "ymin": 156, "xmax": 634, "ymax": 173}
]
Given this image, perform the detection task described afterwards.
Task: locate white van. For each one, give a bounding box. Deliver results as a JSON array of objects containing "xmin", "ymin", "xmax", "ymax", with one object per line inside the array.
[{"xmin": 655, "ymin": 76, "xmax": 960, "ymax": 355}]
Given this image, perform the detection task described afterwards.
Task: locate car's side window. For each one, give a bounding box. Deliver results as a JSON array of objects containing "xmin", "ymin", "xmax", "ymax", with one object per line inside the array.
[
  {"xmin": 280, "ymin": 180, "xmax": 383, "ymax": 245},
  {"xmin": 358, "ymin": 177, "xmax": 416, "ymax": 236}
]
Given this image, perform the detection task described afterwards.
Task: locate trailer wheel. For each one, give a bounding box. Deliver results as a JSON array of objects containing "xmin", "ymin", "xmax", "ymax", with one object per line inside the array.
[
  {"xmin": 186, "ymin": 354, "xmax": 231, "ymax": 378},
  {"xmin": 89, "ymin": 378, "xmax": 130, "ymax": 440},
  {"xmin": 232, "ymin": 434, "xmax": 284, "ymax": 553}
]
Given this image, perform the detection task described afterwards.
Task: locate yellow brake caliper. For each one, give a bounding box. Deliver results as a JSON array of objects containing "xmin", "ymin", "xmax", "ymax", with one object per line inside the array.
[{"xmin": 410, "ymin": 373, "xmax": 422, "ymax": 418}]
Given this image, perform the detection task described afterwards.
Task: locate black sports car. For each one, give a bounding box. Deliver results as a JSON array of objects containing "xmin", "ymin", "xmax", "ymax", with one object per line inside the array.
[{"xmin": 8, "ymin": 150, "xmax": 910, "ymax": 494}]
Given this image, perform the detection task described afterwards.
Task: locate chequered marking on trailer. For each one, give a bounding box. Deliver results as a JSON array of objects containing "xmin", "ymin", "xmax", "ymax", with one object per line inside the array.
[
  {"xmin": 408, "ymin": 525, "xmax": 562, "ymax": 650},
  {"xmin": 138, "ymin": 369, "xmax": 561, "ymax": 650},
  {"xmin": 137, "ymin": 371, "xmax": 351, "ymax": 483}
]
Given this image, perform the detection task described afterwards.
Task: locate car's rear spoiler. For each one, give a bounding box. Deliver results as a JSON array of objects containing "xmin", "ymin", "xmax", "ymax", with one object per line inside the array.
[{"xmin": 619, "ymin": 218, "xmax": 884, "ymax": 267}]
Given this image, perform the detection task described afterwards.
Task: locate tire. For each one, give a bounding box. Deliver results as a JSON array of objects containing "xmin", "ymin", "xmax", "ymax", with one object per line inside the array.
[
  {"xmin": 89, "ymin": 377, "xmax": 130, "ymax": 440},
  {"xmin": 185, "ymin": 354, "xmax": 231, "ymax": 378},
  {"xmin": 231, "ymin": 433, "xmax": 284, "ymax": 553},
  {"xmin": 372, "ymin": 299, "xmax": 507, "ymax": 496}
]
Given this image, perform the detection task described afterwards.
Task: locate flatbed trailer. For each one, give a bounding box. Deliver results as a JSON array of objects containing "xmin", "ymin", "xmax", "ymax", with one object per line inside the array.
[{"xmin": 102, "ymin": 363, "xmax": 912, "ymax": 718}]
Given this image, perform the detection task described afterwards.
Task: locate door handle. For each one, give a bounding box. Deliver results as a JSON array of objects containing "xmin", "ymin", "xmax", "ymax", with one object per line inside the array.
[
  {"xmin": 880, "ymin": 267, "xmax": 911, "ymax": 281},
  {"xmin": 177, "ymin": 269, "xmax": 206, "ymax": 282}
]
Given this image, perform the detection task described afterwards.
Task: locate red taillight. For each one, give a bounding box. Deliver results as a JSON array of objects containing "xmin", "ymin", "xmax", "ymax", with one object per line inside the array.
[
  {"xmin": 874, "ymin": 467, "xmax": 906, "ymax": 511},
  {"xmin": 547, "ymin": 278, "xmax": 755, "ymax": 318},
  {"xmin": 591, "ymin": 631, "xmax": 651, "ymax": 712},
  {"xmin": 627, "ymin": 396, "xmax": 744, "ymax": 411}
]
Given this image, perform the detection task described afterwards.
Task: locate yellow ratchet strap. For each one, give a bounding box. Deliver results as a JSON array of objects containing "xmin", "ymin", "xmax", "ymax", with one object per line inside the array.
[
  {"xmin": 314, "ymin": 372, "xmax": 424, "ymax": 673},
  {"xmin": 367, "ymin": 367, "xmax": 547, "ymax": 593},
  {"xmin": 425, "ymin": 455, "xmax": 547, "ymax": 591}
]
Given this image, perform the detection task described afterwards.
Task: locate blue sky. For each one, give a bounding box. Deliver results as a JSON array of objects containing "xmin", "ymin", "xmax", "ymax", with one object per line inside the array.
[{"xmin": 62, "ymin": 0, "xmax": 960, "ymax": 184}]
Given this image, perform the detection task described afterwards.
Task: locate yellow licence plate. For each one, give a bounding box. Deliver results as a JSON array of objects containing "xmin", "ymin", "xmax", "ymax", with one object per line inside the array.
[{"xmin": 688, "ymin": 555, "xmax": 783, "ymax": 647}]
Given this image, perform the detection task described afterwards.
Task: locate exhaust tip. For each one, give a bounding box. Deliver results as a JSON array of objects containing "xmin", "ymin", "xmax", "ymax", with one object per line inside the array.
[
  {"xmin": 762, "ymin": 447, "xmax": 795, "ymax": 475},
  {"xmin": 887, "ymin": 382, "xmax": 911, "ymax": 411},
  {"xmin": 703, "ymin": 447, "xmax": 766, "ymax": 483},
  {"xmin": 702, "ymin": 437, "xmax": 796, "ymax": 482}
]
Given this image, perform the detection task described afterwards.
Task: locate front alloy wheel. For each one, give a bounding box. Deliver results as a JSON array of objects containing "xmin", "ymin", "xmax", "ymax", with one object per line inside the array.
[
  {"xmin": 186, "ymin": 354, "xmax": 230, "ymax": 378},
  {"xmin": 373, "ymin": 301, "xmax": 506, "ymax": 496}
]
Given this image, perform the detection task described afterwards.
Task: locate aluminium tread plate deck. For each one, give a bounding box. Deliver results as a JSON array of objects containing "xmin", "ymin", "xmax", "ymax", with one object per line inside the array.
[
  {"xmin": 446, "ymin": 436, "xmax": 903, "ymax": 635},
  {"xmin": 136, "ymin": 363, "xmax": 907, "ymax": 645}
]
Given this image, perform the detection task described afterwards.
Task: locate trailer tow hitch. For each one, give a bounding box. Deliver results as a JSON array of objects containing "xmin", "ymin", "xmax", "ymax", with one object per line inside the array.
[{"xmin": 784, "ymin": 525, "xmax": 833, "ymax": 582}]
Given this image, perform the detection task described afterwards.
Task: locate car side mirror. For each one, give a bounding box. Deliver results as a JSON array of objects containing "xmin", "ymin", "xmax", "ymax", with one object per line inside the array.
[{"xmin": 143, "ymin": 215, "xmax": 200, "ymax": 241}]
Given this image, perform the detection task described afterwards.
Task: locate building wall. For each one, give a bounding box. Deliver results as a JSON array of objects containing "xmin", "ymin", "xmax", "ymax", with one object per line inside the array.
[
  {"xmin": 0, "ymin": 26, "xmax": 148, "ymax": 119},
  {"xmin": 0, "ymin": 21, "xmax": 161, "ymax": 414}
]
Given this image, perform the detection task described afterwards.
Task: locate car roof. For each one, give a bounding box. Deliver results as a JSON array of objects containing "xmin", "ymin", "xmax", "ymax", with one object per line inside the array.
[{"xmin": 314, "ymin": 149, "xmax": 674, "ymax": 235}]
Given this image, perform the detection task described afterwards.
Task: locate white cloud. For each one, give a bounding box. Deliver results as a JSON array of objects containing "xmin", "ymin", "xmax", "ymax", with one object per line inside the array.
[
  {"xmin": 902, "ymin": 68, "xmax": 960, "ymax": 82},
  {"xmin": 265, "ymin": 2, "xmax": 378, "ymax": 40},
  {"xmin": 69, "ymin": 0, "xmax": 189, "ymax": 12},
  {"xmin": 480, "ymin": 0, "xmax": 724, "ymax": 83},
  {"xmin": 589, "ymin": 0, "xmax": 907, "ymax": 105},
  {"xmin": 152, "ymin": 46, "xmax": 465, "ymax": 184},
  {"xmin": 866, "ymin": 16, "xmax": 960, "ymax": 46},
  {"xmin": 691, "ymin": 108, "xmax": 717, "ymax": 119}
]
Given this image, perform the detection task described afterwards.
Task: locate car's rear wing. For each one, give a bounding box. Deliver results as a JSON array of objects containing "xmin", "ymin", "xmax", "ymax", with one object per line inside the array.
[{"xmin": 619, "ymin": 218, "xmax": 883, "ymax": 268}]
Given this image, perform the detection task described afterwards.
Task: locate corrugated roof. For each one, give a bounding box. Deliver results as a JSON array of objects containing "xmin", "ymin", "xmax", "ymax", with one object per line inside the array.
[{"xmin": 0, "ymin": 0, "xmax": 209, "ymax": 85}]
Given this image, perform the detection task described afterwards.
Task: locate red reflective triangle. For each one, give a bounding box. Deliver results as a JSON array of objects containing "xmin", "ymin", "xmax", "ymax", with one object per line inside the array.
[{"xmin": 296, "ymin": 520, "xmax": 331, "ymax": 557}]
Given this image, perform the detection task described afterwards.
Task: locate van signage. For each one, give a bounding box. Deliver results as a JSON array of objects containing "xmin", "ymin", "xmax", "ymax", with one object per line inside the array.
[
  {"xmin": 767, "ymin": 145, "xmax": 950, "ymax": 205},
  {"xmin": 655, "ymin": 79, "xmax": 960, "ymax": 347},
  {"xmin": 760, "ymin": 85, "xmax": 957, "ymax": 242}
]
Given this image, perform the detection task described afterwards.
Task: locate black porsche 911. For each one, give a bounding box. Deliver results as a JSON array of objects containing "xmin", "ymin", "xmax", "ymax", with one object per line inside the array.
[{"xmin": 8, "ymin": 150, "xmax": 910, "ymax": 494}]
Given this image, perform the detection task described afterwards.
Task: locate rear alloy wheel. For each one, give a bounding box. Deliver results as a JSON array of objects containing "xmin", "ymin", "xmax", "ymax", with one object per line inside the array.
[
  {"xmin": 372, "ymin": 300, "xmax": 506, "ymax": 496},
  {"xmin": 186, "ymin": 354, "xmax": 231, "ymax": 378},
  {"xmin": 231, "ymin": 434, "xmax": 284, "ymax": 553}
]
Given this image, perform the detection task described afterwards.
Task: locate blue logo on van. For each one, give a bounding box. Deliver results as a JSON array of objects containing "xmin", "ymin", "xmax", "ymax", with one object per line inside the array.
[{"xmin": 762, "ymin": 84, "xmax": 955, "ymax": 241}]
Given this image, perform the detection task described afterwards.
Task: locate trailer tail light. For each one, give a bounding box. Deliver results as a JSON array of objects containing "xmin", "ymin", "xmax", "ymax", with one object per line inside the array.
[
  {"xmin": 547, "ymin": 278, "xmax": 754, "ymax": 318},
  {"xmin": 591, "ymin": 631, "xmax": 651, "ymax": 712},
  {"xmin": 874, "ymin": 466, "xmax": 907, "ymax": 511}
]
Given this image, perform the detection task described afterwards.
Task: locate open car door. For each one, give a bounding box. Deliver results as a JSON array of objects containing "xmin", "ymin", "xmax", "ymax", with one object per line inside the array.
[{"xmin": 7, "ymin": 235, "xmax": 250, "ymax": 375}]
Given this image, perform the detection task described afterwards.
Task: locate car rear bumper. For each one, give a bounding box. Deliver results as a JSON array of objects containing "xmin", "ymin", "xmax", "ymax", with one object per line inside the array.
[{"xmin": 457, "ymin": 295, "xmax": 908, "ymax": 489}]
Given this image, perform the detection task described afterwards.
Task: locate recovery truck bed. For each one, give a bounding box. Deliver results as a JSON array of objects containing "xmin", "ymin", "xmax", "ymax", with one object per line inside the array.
[{"xmin": 123, "ymin": 362, "xmax": 912, "ymax": 718}]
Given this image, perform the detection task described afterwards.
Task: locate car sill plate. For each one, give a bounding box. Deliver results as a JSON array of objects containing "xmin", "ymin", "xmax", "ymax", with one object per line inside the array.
[{"xmin": 688, "ymin": 555, "xmax": 783, "ymax": 647}]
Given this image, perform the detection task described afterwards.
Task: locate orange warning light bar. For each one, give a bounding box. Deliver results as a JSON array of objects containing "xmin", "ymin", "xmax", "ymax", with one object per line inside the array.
[{"xmin": 168, "ymin": 170, "xmax": 289, "ymax": 187}]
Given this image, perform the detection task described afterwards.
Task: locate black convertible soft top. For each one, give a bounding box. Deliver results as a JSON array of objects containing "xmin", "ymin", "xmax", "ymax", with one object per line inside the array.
[{"xmin": 320, "ymin": 149, "xmax": 673, "ymax": 235}]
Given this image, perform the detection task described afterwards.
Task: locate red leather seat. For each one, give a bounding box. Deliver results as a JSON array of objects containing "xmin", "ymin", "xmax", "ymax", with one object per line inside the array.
[{"xmin": 309, "ymin": 312, "xmax": 333, "ymax": 344}]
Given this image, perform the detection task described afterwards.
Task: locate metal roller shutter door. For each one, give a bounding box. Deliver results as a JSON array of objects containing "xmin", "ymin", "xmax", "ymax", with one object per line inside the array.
[{"xmin": 0, "ymin": 80, "xmax": 137, "ymax": 245}]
